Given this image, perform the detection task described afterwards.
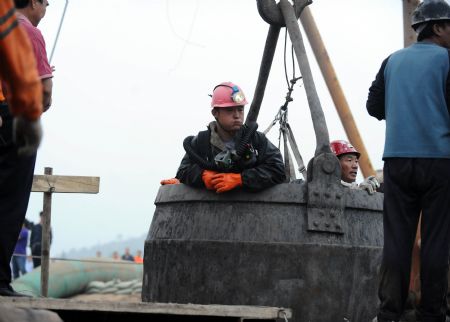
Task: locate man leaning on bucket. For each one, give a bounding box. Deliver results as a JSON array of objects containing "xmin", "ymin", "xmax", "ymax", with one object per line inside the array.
[
  {"xmin": 161, "ymin": 81, "xmax": 286, "ymax": 193},
  {"xmin": 367, "ymin": 1, "xmax": 450, "ymax": 321},
  {"xmin": 330, "ymin": 140, "xmax": 380, "ymax": 195}
]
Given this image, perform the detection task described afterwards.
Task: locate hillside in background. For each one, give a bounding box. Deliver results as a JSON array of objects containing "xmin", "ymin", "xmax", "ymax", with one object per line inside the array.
[{"xmin": 58, "ymin": 234, "xmax": 147, "ymax": 260}]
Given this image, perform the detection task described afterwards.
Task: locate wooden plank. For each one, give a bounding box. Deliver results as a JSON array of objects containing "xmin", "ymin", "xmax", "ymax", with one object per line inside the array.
[
  {"xmin": 403, "ymin": 0, "xmax": 419, "ymax": 47},
  {"xmin": 32, "ymin": 175, "xmax": 100, "ymax": 193},
  {"xmin": 2, "ymin": 298, "xmax": 292, "ymax": 320},
  {"xmin": 40, "ymin": 168, "xmax": 53, "ymax": 297}
]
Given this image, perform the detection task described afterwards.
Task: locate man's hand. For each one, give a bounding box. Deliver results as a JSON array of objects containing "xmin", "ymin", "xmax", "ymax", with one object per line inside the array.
[
  {"xmin": 211, "ymin": 173, "xmax": 242, "ymax": 193},
  {"xmin": 202, "ymin": 170, "xmax": 218, "ymax": 190},
  {"xmin": 13, "ymin": 116, "xmax": 43, "ymax": 156},
  {"xmin": 359, "ymin": 175, "xmax": 380, "ymax": 195},
  {"xmin": 160, "ymin": 178, "xmax": 180, "ymax": 185}
]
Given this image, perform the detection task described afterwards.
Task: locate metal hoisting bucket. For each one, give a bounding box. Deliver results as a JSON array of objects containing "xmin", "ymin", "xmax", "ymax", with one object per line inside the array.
[
  {"xmin": 143, "ymin": 184, "xmax": 383, "ymax": 322},
  {"xmin": 143, "ymin": 1, "xmax": 384, "ymax": 321}
]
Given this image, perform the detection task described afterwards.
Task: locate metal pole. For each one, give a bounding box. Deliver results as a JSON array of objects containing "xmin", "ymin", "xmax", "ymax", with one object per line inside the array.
[
  {"xmin": 403, "ymin": 0, "xmax": 419, "ymax": 48},
  {"xmin": 40, "ymin": 167, "xmax": 53, "ymax": 297},
  {"xmin": 49, "ymin": 0, "xmax": 69, "ymax": 64},
  {"xmin": 299, "ymin": 7, "xmax": 375, "ymax": 177},
  {"xmin": 279, "ymin": 0, "xmax": 330, "ymax": 156},
  {"xmin": 246, "ymin": 25, "xmax": 281, "ymax": 124}
]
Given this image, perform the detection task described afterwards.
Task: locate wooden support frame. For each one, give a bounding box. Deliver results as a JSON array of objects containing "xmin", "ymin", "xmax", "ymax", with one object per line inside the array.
[{"xmin": 31, "ymin": 167, "xmax": 100, "ymax": 297}]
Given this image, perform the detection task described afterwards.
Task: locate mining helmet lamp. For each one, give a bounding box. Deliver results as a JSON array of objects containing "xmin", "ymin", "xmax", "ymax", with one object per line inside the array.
[{"xmin": 230, "ymin": 86, "xmax": 245, "ymax": 104}]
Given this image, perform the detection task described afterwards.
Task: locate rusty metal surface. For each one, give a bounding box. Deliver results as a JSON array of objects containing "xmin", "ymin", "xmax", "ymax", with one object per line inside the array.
[
  {"xmin": 154, "ymin": 183, "xmax": 383, "ymax": 211},
  {"xmin": 143, "ymin": 240, "xmax": 381, "ymax": 322},
  {"xmin": 146, "ymin": 182, "xmax": 383, "ymax": 322},
  {"xmin": 306, "ymin": 153, "xmax": 347, "ymax": 234}
]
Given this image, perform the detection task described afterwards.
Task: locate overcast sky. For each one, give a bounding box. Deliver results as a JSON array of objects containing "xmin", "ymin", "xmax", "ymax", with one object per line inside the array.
[{"xmin": 25, "ymin": 0, "xmax": 403, "ymax": 256}]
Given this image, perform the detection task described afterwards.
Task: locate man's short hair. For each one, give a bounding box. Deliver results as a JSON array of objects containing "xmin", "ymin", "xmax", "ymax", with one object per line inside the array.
[
  {"xmin": 14, "ymin": 0, "xmax": 30, "ymax": 9},
  {"xmin": 337, "ymin": 152, "xmax": 359, "ymax": 160},
  {"xmin": 418, "ymin": 20, "xmax": 450, "ymax": 41},
  {"xmin": 14, "ymin": 0, "xmax": 43, "ymax": 9}
]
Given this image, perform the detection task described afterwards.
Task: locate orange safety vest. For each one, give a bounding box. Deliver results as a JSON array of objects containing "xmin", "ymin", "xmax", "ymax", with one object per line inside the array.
[{"xmin": 0, "ymin": 0, "xmax": 42, "ymax": 120}]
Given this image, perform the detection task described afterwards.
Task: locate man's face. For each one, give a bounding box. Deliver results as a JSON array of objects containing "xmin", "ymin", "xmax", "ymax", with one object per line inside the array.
[
  {"xmin": 34, "ymin": 0, "xmax": 49, "ymax": 26},
  {"xmin": 434, "ymin": 22, "xmax": 450, "ymax": 48},
  {"xmin": 212, "ymin": 106, "xmax": 244, "ymax": 132},
  {"xmin": 338, "ymin": 153, "xmax": 359, "ymax": 183}
]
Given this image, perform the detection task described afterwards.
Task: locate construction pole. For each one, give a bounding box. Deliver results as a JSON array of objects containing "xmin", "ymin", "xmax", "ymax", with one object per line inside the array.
[
  {"xmin": 41, "ymin": 167, "xmax": 53, "ymax": 297},
  {"xmin": 300, "ymin": 7, "xmax": 375, "ymax": 177},
  {"xmin": 403, "ymin": 0, "xmax": 420, "ymax": 47}
]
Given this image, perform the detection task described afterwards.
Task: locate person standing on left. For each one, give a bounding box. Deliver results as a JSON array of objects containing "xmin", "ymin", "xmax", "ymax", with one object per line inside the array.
[
  {"xmin": 11, "ymin": 224, "xmax": 29, "ymax": 279},
  {"xmin": 0, "ymin": 0, "xmax": 52, "ymax": 297},
  {"xmin": 14, "ymin": 0, "xmax": 53, "ymax": 111}
]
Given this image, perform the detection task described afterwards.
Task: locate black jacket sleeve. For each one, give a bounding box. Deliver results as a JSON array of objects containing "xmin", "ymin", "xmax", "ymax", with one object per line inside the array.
[
  {"xmin": 241, "ymin": 132, "xmax": 286, "ymax": 192},
  {"xmin": 446, "ymin": 50, "xmax": 450, "ymax": 115},
  {"xmin": 367, "ymin": 56, "xmax": 390, "ymax": 120},
  {"xmin": 175, "ymin": 136, "xmax": 205, "ymax": 188}
]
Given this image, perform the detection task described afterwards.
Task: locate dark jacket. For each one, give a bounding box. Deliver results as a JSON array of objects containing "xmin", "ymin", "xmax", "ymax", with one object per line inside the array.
[
  {"xmin": 30, "ymin": 223, "xmax": 52, "ymax": 252},
  {"xmin": 176, "ymin": 123, "xmax": 286, "ymax": 192},
  {"xmin": 367, "ymin": 42, "xmax": 450, "ymax": 159}
]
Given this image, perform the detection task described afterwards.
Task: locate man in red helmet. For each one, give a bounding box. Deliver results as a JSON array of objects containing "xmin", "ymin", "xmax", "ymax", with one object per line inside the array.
[
  {"xmin": 162, "ymin": 82, "xmax": 285, "ymax": 193},
  {"xmin": 330, "ymin": 140, "xmax": 380, "ymax": 195}
]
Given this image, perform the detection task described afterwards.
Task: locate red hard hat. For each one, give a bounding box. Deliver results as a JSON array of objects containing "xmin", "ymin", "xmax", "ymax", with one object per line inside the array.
[
  {"xmin": 330, "ymin": 140, "xmax": 360, "ymax": 158},
  {"xmin": 210, "ymin": 82, "xmax": 248, "ymax": 108}
]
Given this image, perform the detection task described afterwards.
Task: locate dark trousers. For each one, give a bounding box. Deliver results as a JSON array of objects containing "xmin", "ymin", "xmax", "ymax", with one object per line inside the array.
[
  {"xmin": 31, "ymin": 244, "xmax": 41, "ymax": 268},
  {"xmin": 377, "ymin": 158, "xmax": 450, "ymax": 322},
  {"xmin": 0, "ymin": 107, "xmax": 36, "ymax": 287}
]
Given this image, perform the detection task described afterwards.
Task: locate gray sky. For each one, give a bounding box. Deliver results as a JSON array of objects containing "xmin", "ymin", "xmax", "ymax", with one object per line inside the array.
[{"xmin": 26, "ymin": 0, "xmax": 403, "ymax": 255}]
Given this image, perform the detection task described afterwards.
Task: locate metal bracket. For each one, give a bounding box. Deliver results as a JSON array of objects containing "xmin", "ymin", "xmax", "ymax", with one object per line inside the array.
[
  {"xmin": 306, "ymin": 153, "xmax": 346, "ymax": 234},
  {"xmin": 256, "ymin": 0, "xmax": 312, "ymax": 26}
]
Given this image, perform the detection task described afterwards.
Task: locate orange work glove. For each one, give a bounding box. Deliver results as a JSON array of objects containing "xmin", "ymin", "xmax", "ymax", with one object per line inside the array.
[
  {"xmin": 160, "ymin": 178, "xmax": 180, "ymax": 185},
  {"xmin": 211, "ymin": 173, "xmax": 242, "ymax": 193},
  {"xmin": 202, "ymin": 170, "xmax": 218, "ymax": 190}
]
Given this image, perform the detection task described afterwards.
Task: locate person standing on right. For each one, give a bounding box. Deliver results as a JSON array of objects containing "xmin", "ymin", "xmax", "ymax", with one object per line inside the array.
[
  {"xmin": 30, "ymin": 211, "xmax": 51, "ymax": 268},
  {"xmin": 367, "ymin": 1, "xmax": 450, "ymax": 321}
]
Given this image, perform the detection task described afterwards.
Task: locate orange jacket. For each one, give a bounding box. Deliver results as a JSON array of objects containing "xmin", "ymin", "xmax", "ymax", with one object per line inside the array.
[{"xmin": 0, "ymin": 0, "xmax": 42, "ymax": 120}]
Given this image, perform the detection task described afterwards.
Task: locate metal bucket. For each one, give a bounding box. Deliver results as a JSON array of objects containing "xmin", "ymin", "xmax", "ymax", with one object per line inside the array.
[{"xmin": 143, "ymin": 182, "xmax": 383, "ymax": 322}]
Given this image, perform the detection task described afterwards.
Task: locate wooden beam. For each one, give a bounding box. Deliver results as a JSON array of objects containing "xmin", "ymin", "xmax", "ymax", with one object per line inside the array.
[
  {"xmin": 2, "ymin": 298, "xmax": 292, "ymax": 320},
  {"xmin": 403, "ymin": 0, "xmax": 420, "ymax": 47},
  {"xmin": 40, "ymin": 168, "xmax": 53, "ymax": 297},
  {"xmin": 32, "ymin": 175, "xmax": 100, "ymax": 193}
]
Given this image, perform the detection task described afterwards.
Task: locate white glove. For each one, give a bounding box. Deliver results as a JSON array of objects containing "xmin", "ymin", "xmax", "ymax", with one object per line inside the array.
[
  {"xmin": 359, "ymin": 175, "xmax": 380, "ymax": 195},
  {"xmin": 341, "ymin": 180, "xmax": 359, "ymax": 189},
  {"xmin": 13, "ymin": 116, "xmax": 43, "ymax": 156}
]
